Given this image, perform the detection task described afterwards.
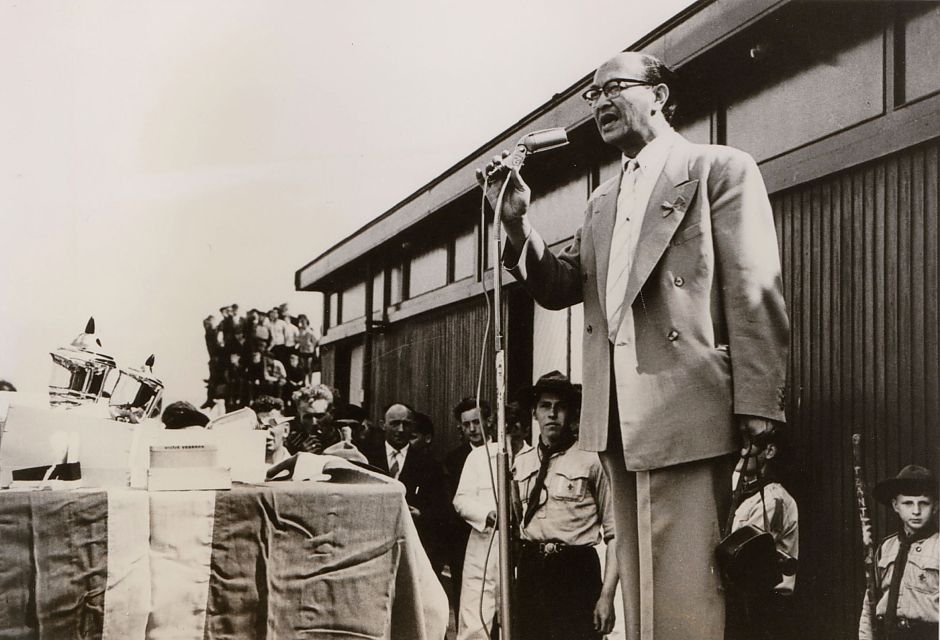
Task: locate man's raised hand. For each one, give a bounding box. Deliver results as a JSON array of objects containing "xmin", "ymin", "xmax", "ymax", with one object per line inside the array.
[{"xmin": 475, "ymin": 150, "xmax": 532, "ymax": 245}]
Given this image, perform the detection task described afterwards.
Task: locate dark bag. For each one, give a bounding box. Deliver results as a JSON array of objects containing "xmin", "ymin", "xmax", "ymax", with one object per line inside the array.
[{"xmin": 716, "ymin": 450, "xmax": 782, "ymax": 593}]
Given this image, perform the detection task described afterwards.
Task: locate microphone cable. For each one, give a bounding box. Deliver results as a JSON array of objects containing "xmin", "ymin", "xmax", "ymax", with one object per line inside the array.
[{"xmin": 467, "ymin": 166, "xmax": 515, "ymax": 638}]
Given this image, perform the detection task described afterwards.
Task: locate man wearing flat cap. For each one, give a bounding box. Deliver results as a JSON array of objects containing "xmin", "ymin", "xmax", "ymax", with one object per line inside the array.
[
  {"xmin": 511, "ymin": 371, "xmax": 618, "ymax": 640},
  {"xmin": 859, "ymin": 465, "xmax": 938, "ymax": 640}
]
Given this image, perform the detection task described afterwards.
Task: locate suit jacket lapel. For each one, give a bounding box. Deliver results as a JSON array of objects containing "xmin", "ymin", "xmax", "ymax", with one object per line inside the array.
[
  {"xmin": 399, "ymin": 448, "xmax": 416, "ymax": 487},
  {"xmin": 591, "ymin": 171, "xmax": 621, "ymax": 321},
  {"xmin": 620, "ymin": 141, "xmax": 697, "ymax": 315}
]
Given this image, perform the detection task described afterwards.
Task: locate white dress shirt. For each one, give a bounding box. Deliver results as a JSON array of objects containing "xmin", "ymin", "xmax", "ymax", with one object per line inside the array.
[
  {"xmin": 607, "ymin": 129, "xmax": 678, "ymax": 344},
  {"xmin": 385, "ymin": 442, "xmax": 409, "ymax": 479}
]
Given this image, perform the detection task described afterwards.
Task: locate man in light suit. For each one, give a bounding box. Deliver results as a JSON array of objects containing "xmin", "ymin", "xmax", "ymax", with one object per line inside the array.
[{"xmin": 477, "ymin": 52, "xmax": 789, "ymax": 640}]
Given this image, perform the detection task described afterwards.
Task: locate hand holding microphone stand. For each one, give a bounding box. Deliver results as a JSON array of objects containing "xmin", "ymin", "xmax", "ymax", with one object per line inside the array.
[{"xmin": 481, "ymin": 128, "xmax": 567, "ymax": 639}]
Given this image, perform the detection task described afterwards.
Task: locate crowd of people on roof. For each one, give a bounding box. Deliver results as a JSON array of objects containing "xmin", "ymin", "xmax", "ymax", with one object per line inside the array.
[{"xmin": 201, "ymin": 302, "xmax": 319, "ymax": 411}]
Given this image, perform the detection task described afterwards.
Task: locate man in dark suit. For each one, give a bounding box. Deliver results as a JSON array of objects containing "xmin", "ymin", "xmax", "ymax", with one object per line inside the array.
[
  {"xmin": 479, "ymin": 51, "xmax": 789, "ymax": 640},
  {"xmin": 366, "ymin": 402, "xmax": 449, "ymax": 579}
]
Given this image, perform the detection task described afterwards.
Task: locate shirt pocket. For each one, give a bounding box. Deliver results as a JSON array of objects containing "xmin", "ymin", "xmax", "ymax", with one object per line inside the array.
[
  {"xmin": 550, "ymin": 472, "xmax": 589, "ymax": 502},
  {"xmin": 515, "ymin": 467, "xmax": 539, "ymax": 506},
  {"xmin": 907, "ymin": 555, "xmax": 939, "ymax": 595}
]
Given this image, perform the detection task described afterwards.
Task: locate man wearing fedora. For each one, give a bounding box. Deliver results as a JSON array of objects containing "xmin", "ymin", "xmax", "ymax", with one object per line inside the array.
[
  {"xmin": 511, "ymin": 371, "xmax": 618, "ymax": 640},
  {"xmin": 859, "ymin": 465, "xmax": 938, "ymax": 640}
]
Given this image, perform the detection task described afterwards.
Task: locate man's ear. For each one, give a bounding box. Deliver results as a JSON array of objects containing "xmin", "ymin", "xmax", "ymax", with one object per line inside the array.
[
  {"xmin": 653, "ymin": 83, "xmax": 670, "ymax": 110},
  {"xmin": 764, "ymin": 443, "xmax": 777, "ymax": 460},
  {"xmin": 891, "ymin": 497, "xmax": 901, "ymax": 516}
]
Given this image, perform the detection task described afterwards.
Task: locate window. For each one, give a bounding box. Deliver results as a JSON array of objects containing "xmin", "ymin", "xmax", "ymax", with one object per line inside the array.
[
  {"xmin": 526, "ymin": 174, "xmax": 590, "ymax": 247},
  {"xmin": 902, "ymin": 4, "xmax": 940, "ymax": 103},
  {"xmin": 726, "ymin": 30, "xmax": 882, "ymax": 161},
  {"xmin": 371, "ymin": 270, "xmax": 384, "ymax": 314},
  {"xmin": 409, "ymin": 244, "xmax": 448, "ymax": 297},
  {"xmin": 676, "ymin": 112, "xmax": 711, "ymax": 145},
  {"xmin": 328, "ymin": 291, "xmax": 340, "ymax": 327},
  {"xmin": 389, "ymin": 264, "xmax": 404, "ymax": 305},
  {"xmin": 342, "ymin": 281, "xmax": 366, "ymax": 321},
  {"xmin": 452, "ymin": 227, "xmax": 477, "ymax": 282},
  {"xmin": 483, "ymin": 217, "xmax": 495, "ymax": 271}
]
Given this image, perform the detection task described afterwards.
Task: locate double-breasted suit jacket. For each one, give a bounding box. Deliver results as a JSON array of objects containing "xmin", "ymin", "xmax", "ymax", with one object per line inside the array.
[{"xmin": 505, "ymin": 135, "xmax": 789, "ymax": 470}]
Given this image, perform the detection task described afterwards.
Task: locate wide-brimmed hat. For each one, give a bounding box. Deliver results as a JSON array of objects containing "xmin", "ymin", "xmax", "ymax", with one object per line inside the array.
[
  {"xmin": 873, "ymin": 465, "xmax": 938, "ymax": 505},
  {"xmin": 521, "ymin": 370, "xmax": 582, "ymax": 407}
]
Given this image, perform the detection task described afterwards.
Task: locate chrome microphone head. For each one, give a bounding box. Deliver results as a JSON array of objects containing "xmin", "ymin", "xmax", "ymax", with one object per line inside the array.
[{"xmin": 519, "ymin": 128, "xmax": 569, "ymax": 154}]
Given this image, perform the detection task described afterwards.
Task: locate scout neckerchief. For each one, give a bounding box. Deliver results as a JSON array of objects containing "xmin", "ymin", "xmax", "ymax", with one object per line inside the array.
[
  {"xmin": 522, "ymin": 431, "xmax": 576, "ymax": 527},
  {"xmin": 885, "ymin": 521, "xmax": 938, "ymax": 629}
]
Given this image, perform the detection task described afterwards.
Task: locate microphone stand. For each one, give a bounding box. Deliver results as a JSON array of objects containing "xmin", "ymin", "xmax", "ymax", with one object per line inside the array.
[
  {"xmin": 487, "ymin": 131, "xmax": 566, "ymax": 639},
  {"xmin": 490, "ymin": 184, "xmax": 514, "ymax": 640},
  {"xmin": 489, "ymin": 143, "xmax": 531, "ymax": 640}
]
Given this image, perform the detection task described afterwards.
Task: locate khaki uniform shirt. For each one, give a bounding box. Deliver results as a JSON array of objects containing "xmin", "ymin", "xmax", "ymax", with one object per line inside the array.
[
  {"xmin": 511, "ymin": 444, "xmax": 614, "ymax": 546},
  {"xmin": 858, "ymin": 530, "xmax": 939, "ymax": 640},
  {"xmin": 731, "ymin": 482, "xmax": 799, "ymax": 594}
]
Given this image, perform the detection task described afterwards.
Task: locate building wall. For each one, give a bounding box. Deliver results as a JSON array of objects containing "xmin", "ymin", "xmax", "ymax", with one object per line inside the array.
[
  {"xmin": 775, "ymin": 138, "xmax": 940, "ymax": 639},
  {"xmin": 361, "ymin": 293, "xmax": 531, "ymax": 459}
]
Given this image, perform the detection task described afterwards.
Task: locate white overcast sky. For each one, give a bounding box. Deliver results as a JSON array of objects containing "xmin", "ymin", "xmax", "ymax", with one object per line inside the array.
[{"xmin": 0, "ymin": 0, "xmax": 693, "ymax": 403}]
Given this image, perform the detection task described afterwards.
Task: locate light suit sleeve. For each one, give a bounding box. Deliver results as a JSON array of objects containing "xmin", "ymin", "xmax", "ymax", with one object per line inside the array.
[
  {"xmin": 708, "ymin": 149, "xmax": 790, "ymax": 423},
  {"xmin": 452, "ymin": 449, "xmax": 495, "ymax": 533}
]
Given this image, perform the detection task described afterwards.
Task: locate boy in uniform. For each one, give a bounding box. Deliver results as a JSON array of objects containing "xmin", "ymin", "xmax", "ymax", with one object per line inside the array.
[
  {"xmin": 727, "ymin": 431, "xmax": 799, "ymax": 640},
  {"xmin": 511, "ymin": 371, "xmax": 618, "ymax": 640},
  {"xmin": 859, "ymin": 465, "xmax": 938, "ymax": 640}
]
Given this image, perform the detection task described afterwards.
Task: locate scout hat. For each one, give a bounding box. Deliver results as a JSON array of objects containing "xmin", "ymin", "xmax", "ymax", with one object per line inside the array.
[
  {"xmin": 873, "ymin": 465, "xmax": 938, "ymax": 505},
  {"xmin": 523, "ymin": 370, "xmax": 582, "ymax": 407}
]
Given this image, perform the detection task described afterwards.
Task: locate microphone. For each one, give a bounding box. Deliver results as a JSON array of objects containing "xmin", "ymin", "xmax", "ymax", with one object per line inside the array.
[
  {"xmin": 519, "ymin": 128, "xmax": 569, "ymax": 153},
  {"xmin": 500, "ymin": 127, "xmax": 569, "ymax": 170}
]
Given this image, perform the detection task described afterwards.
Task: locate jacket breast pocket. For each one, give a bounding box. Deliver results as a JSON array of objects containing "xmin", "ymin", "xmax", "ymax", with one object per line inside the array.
[
  {"xmin": 550, "ymin": 473, "xmax": 588, "ymax": 502},
  {"xmin": 671, "ymin": 220, "xmax": 704, "ymax": 246}
]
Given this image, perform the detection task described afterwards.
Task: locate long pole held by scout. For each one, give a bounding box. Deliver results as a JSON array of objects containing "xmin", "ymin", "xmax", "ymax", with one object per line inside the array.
[{"xmin": 852, "ymin": 433, "xmax": 881, "ymax": 640}]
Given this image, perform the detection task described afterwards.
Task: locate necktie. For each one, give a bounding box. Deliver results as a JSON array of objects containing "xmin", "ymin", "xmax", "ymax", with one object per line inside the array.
[
  {"xmin": 389, "ymin": 452, "xmax": 401, "ymax": 478},
  {"xmin": 606, "ymin": 159, "xmax": 641, "ymax": 337}
]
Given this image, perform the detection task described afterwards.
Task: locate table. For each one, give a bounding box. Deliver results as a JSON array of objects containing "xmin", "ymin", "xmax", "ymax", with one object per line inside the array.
[{"xmin": 0, "ymin": 468, "xmax": 448, "ymax": 639}]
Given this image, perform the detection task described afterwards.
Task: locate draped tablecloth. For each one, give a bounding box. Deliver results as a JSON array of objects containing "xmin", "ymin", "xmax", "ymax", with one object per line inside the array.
[{"xmin": 0, "ymin": 472, "xmax": 448, "ymax": 640}]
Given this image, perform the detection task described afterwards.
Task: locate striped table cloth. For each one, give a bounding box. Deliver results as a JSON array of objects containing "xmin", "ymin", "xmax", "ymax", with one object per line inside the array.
[{"xmin": 0, "ymin": 477, "xmax": 447, "ymax": 639}]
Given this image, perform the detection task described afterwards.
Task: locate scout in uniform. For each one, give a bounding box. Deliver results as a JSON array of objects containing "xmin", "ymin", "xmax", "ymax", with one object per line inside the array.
[
  {"xmin": 511, "ymin": 371, "xmax": 618, "ymax": 640},
  {"xmin": 859, "ymin": 465, "xmax": 938, "ymax": 640},
  {"xmin": 727, "ymin": 430, "xmax": 799, "ymax": 640}
]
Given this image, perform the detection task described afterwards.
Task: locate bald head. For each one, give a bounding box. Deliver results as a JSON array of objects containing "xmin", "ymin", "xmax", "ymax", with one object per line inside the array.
[
  {"xmin": 383, "ymin": 403, "xmax": 417, "ymax": 450},
  {"xmin": 589, "ymin": 51, "xmax": 677, "ymax": 155}
]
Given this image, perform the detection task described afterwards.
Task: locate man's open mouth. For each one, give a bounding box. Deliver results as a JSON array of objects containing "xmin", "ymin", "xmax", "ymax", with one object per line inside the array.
[{"xmin": 598, "ymin": 112, "xmax": 619, "ymax": 126}]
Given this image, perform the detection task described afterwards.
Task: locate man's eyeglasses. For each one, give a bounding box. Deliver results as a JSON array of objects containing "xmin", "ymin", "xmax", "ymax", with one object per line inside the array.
[{"xmin": 582, "ymin": 78, "xmax": 653, "ymax": 104}]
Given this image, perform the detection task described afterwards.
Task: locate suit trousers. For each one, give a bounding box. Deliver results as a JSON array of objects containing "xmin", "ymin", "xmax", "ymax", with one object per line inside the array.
[{"xmin": 599, "ymin": 360, "xmax": 735, "ymax": 640}]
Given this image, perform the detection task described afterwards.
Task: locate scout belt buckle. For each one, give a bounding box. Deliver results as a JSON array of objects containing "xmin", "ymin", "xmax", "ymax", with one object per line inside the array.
[{"xmin": 539, "ymin": 541, "xmax": 564, "ymax": 555}]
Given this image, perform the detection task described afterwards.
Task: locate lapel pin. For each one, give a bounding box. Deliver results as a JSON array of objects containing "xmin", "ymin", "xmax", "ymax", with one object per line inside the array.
[{"xmin": 661, "ymin": 195, "xmax": 686, "ymax": 217}]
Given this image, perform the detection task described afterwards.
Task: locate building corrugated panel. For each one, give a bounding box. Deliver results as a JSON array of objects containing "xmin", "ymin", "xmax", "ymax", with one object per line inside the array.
[
  {"xmin": 319, "ymin": 348, "xmax": 335, "ymax": 389},
  {"xmin": 775, "ymin": 138, "xmax": 939, "ymax": 639},
  {"xmin": 367, "ymin": 296, "xmax": 505, "ymax": 458}
]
